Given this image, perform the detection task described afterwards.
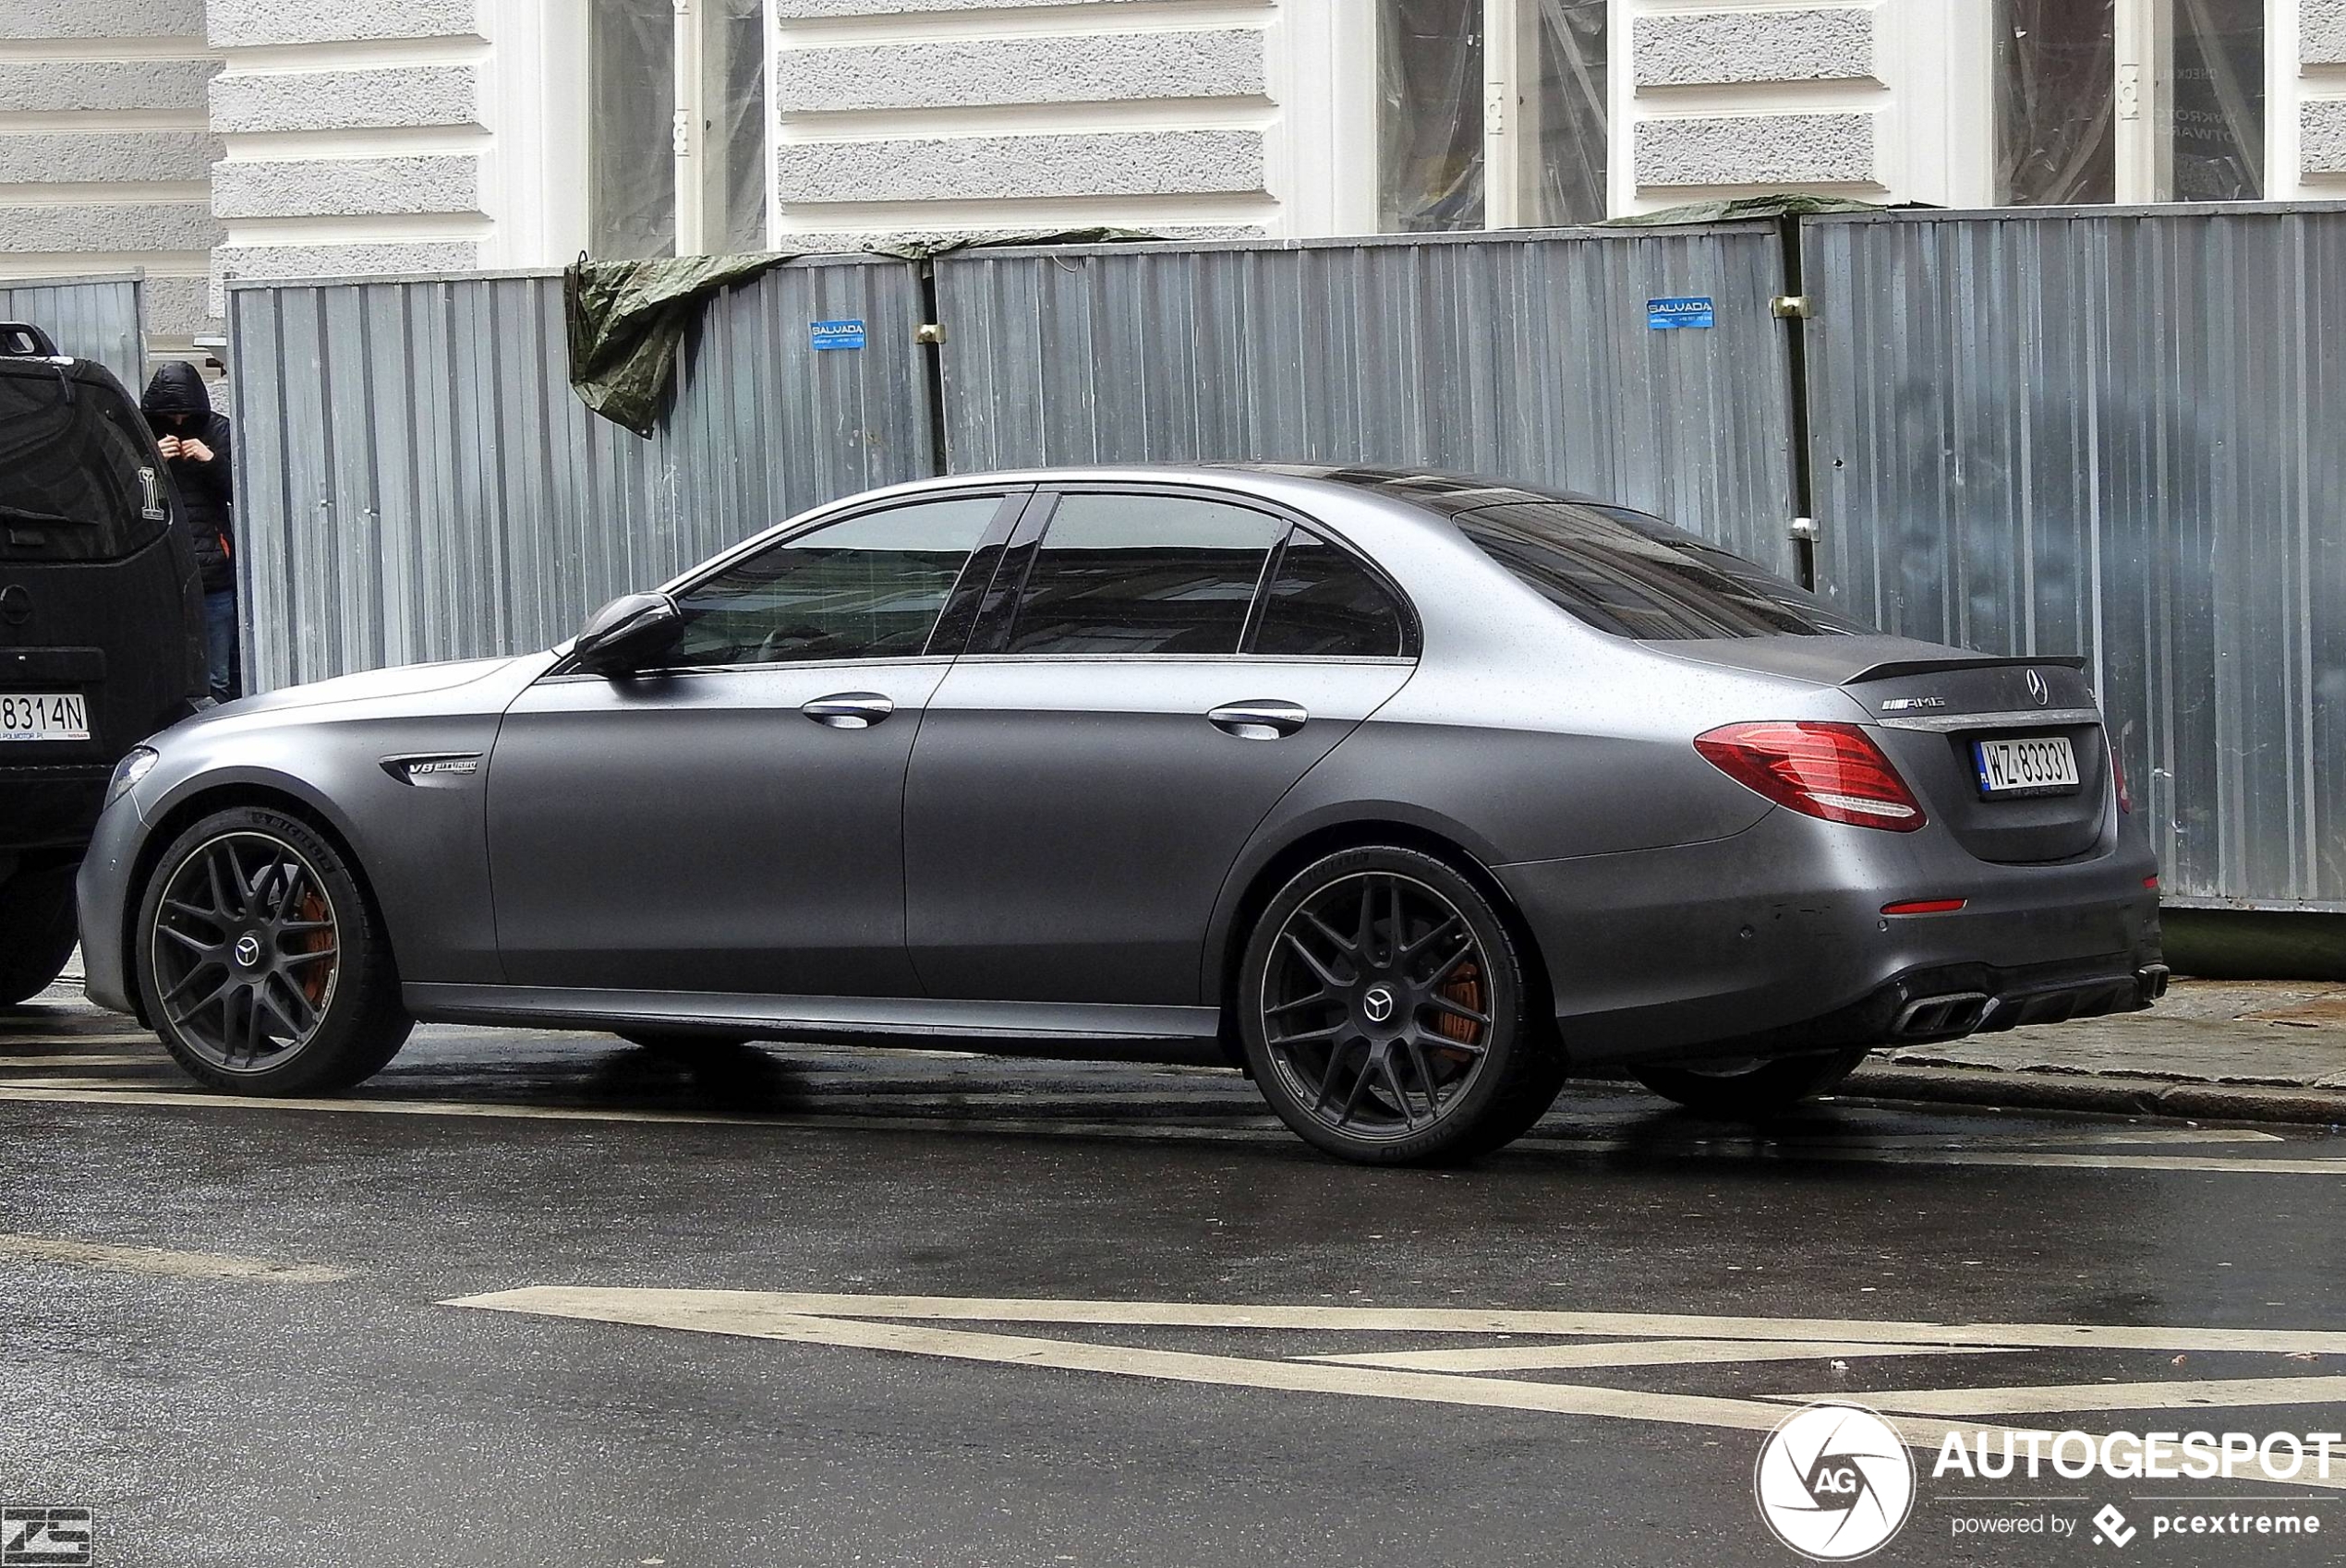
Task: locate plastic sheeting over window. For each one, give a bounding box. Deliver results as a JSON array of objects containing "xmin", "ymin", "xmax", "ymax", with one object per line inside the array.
[
  {"xmin": 2161, "ymin": 0, "xmax": 2264, "ymax": 201},
  {"xmin": 589, "ymin": 0, "xmax": 677, "ymax": 260},
  {"xmin": 705, "ymin": 0, "xmax": 768, "ymax": 253},
  {"xmin": 1379, "ymin": 0, "xmax": 1484, "ymax": 232},
  {"xmin": 1995, "ymin": 0, "xmax": 2115, "ymax": 205},
  {"xmin": 1526, "ymin": 0, "xmax": 1607, "ymax": 226}
]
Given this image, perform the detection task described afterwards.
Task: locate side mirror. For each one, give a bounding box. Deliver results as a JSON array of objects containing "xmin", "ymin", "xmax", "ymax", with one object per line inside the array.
[{"xmin": 571, "ymin": 591, "xmax": 682, "ymax": 675}]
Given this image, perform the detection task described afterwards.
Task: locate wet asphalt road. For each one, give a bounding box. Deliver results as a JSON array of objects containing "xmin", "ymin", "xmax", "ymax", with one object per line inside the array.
[{"xmin": 4, "ymin": 991, "xmax": 2346, "ymax": 1568}]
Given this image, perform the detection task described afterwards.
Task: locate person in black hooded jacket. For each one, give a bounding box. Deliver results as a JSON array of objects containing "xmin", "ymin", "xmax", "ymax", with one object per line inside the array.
[{"xmin": 141, "ymin": 361, "xmax": 236, "ymax": 701}]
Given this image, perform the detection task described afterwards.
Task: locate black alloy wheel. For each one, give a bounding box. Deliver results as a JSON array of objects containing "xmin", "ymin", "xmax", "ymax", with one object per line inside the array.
[
  {"xmin": 1630, "ymin": 1047, "xmax": 1871, "ymax": 1118},
  {"xmin": 136, "ymin": 806, "xmax": 411, "ymax": 1094},
  {"xmin": 1239, "ymin": 846, "xmax": 1566, "ymax": 1164}
]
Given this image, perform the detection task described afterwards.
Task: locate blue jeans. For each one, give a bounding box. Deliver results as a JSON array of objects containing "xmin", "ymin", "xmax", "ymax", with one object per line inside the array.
[{"xmin": 203, "ymin": 587, "xmax": 239, "ymax": 703}]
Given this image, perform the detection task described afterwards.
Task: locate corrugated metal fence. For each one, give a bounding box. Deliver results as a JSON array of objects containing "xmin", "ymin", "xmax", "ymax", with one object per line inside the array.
[
  {"xmin": 1802, "ymin": 205, "xmax": 2346, "ymax": 911},
  {"xmin": 0, "ymin": 271, "xmax": 144, "ymax": 392},
  {"xmin": 937, "ymin": 227, "xmax": 1798, "ymax": 574},
  {"xmin": 224, "ymin": 209, "xmax": 2346, "ymax": 910},
  {"xmin": 226, "ymin": 257, "xmax": 931, "ymax": 689}
]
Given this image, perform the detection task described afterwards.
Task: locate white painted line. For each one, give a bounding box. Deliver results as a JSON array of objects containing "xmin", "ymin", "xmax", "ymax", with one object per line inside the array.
[
  {"xmin": 1795, "ymin": 1376, "xmax": 2346, "ymax": 1417},
  {"xmin": 0, "ymin": 1032, "xmax": 162, "ymax": 1047},
  {"xmin": 0, "ymin": 1055, "xmax": 165, "ymax": 1068},
  {"xmin": 0, "ymin": 1233, "xmax": 350, "ymax": 1284},
  {"xmin": 439, "ymin": 1288, "xmax": 2346, "ymax": 1490},
  {"xmin": 474, "ymin": 1289, "xmax": 2346, "ymax": 1357},
  {"xmin": 1304, "ymin": 1338, "xmax": 2008, "ymax": 1372}
]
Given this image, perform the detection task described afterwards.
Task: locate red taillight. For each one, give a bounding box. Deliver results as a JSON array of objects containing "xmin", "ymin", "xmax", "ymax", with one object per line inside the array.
[
  {"xmin": 1883, "ymin": 898, "xmax": 1966, "ymax": 915},
  {"xmin": 2144, "ymin": 874, "xmax": 2160, "ymax": 890},
  {"xmin": 1694, "ymin": 721, "xmax": 1927, "ymax": 832},
  {"xmin": 2110, "ymin": 742, "xmax": 2134, "ymax": 814}
]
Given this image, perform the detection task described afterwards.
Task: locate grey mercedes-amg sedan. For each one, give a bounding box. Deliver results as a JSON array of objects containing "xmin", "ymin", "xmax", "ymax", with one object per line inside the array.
[{"xmin": 76, "ymin": 465, "xmax": 2164, "ymax": 1164}]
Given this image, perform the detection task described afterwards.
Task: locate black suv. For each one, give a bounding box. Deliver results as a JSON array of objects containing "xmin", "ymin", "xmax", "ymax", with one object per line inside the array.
[{"xmin": 1, "ymin": 322, "xmax": 208, "ymax": 1004}]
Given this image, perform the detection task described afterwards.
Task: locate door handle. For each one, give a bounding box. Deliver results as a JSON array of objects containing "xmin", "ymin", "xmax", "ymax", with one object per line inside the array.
[
  {"xmin": 1208, "ymin": 700, "xmax": 1308, "ymax": 741},
  {"xmin": 801, "ymin": 692, "xmax": 895, "ymax": 730}
]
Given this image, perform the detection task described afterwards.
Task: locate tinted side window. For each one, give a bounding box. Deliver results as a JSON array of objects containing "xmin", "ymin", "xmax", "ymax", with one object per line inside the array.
[
  {"xmin": 1250, "ymin": 529, "xmax": 1409, "ymax": 657},
  {"xmin": 1006, "ymin": 493, "xmax": 1284, "ymax": 656},
  {"xmin": 0, "ymin": 374, "xmax": 169, "ymax": 563},
  {"xmin": 670, "ymin": 496, "xmax": 997, "ymax": 666},
  {"xmin": 1457, "ymin": 501, "xmax": 1870, "ymax": 640}
]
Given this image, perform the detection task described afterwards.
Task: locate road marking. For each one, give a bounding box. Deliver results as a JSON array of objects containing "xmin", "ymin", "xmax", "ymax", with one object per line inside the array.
[
  {"xmin": 2, "ymin": 1082, "xmax": 2342, "ymax": 1174},
  {"xmin": 441, "ymin": 1288, "xmax": 2346, "ymax": 1489},
  {"xmin": 0, "ymin": 1055, "xmax": 165, "ymax": 1068},
  {"xmin": 1304, "ymin": 1338, "xmax": 2008, "ymax": 1372},
  {"xmin": 0, "ymin": 1233, "xmax": 349, "ymax": 1283},
  {"xmin": 0, "ymin": 1031, "xmax": 163, "ymax": 1047},
  {"xmin": 1799, "ymin": 1376, "xmax": 2346, "ymax": 1417}
]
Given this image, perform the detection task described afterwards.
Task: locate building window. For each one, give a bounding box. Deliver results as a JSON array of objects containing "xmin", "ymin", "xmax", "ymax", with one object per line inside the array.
[
  {"xmin": 1995, "ymin": 0, "xmax": 2264, "ymax": 205},
  {"xmin": 588, "ymin": 0, "xmax": 770, "ymax": 259},
  {"xmin": 589, "ymin": 0, "xmax": 677, "ymax": 259},
  {"xmin": 1376, "ymin": 0, "xmax": 1608, "ymax": 233}
]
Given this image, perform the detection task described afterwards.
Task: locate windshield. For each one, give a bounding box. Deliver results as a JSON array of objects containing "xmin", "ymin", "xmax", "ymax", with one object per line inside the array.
[
  {"xmin": 0, "ymin": 370, "xmax": 171, "ymax": 563},
  {"xmin": 1457, "ymin": 501, "xmax": 1870, "ymax": 640}
]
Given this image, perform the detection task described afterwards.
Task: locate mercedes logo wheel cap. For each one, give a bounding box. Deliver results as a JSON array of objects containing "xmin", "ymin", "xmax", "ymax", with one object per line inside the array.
[
  {"xmin": 233, "ymin": 934, "xmax": 263, "ymax": 969},
  {"xmin": 1361, "ymin": 987, "xmax": 1395, "ymax": 1024}
]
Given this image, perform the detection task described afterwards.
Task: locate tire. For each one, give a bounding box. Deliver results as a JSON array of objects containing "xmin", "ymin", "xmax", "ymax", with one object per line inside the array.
[
  {"xmin": 0, "ymin": 864, "xmax": 80, "ymax": 1007},
  {"xmin": 1238, "ymin": 845, "xmax": 1566, "ymax": 1165},
  {"xmin": 617, "ymin": 1026, "xmax": 757, "ymax": 1055},
  {"xmin": 135, "ymin": 806, "xmax": 412, "ymax": 1094},
  {"xmin": 1631, "ymin": 1048, "xmax": 1870, "ymax": 1118}
]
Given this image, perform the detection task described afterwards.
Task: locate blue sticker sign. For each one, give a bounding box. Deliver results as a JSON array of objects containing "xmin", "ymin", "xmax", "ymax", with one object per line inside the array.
[
  {"xmin": 810, "ymin": 319, "xmax": 867, "ymax": 351},
  {"xmin": 1647, "ymin": 296, "xmax": 1716, "ymax": 330}
]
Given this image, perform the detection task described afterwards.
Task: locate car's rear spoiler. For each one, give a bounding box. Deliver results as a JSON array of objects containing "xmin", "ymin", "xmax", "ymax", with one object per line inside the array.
[{"xmin": 1841, "ymin": 653, "xmax": 2088, "ymax": 684}]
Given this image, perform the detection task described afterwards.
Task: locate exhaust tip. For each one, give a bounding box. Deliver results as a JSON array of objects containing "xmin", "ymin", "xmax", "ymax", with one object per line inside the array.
[{"xmin": 1893, "ymin": 991, "xmax": 1993, "ymax": 1040}]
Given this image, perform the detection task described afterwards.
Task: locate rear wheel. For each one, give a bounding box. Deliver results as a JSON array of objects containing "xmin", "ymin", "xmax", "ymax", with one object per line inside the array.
[
  {"xmin": 1631, "ymin": 1048, "xmax": 1870, "ymax": 1117},
  {"xmin": 0, "ymin": 864, "xmax": 79, "ymax": 1007},
  {"xmin": 1238, "ymin": 846, "xmax": 1566, "ymax": 1165},
  {"xmin": 135, "ymin": 807, "xmax": 411, "ymax": 1094}
]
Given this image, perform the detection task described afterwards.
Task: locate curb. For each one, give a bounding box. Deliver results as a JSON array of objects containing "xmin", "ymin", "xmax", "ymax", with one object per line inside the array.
[{"xmin": 1842, "ymin": 1065, "xmax": 2346, "ymax": 1129}]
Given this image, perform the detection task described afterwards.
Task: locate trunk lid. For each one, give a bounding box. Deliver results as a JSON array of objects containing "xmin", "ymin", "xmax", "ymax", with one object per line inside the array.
[{"xmin": 1656, "ymin": 634, "xmax": 2112, "ymax": 863}]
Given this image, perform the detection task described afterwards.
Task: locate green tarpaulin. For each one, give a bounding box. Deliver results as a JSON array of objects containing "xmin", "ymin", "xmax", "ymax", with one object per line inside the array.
[{"xmin": 562, "ymin": 229, "xmax": 1164, "ymax": 437}]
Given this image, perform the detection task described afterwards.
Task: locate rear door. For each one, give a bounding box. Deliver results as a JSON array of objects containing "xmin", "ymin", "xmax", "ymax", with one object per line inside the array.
[
  {"xmin": 903, "ymin": 486, "xmax": 1417, "ymax": 1006},
  {"xmin": 486, "ymin": 489, "xmax": 1018, "ymax": 995}
]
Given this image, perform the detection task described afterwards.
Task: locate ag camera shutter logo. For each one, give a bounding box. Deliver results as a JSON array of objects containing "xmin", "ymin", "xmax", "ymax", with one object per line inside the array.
[{"xmin": 1754, "ymin": 1403, "xmax": 1917, "ymax": 1561}]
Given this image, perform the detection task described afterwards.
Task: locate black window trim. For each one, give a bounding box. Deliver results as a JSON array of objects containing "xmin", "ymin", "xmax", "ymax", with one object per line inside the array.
[
  {"xmin": 548, "ymin": 484, "xmax": 1029, "ymax": 680},
  {"xmin": 961, "ymin": 480, "xmax": 1422, "ymax": 663}
]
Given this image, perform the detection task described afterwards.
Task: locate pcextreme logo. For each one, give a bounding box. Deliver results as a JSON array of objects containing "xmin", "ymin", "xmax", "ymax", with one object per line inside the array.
[{"xmin": 1755, "ymin": 1403, "xmax": 1917, "ymax": 1561}]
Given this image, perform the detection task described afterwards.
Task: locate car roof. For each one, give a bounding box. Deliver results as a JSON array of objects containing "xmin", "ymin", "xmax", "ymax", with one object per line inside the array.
[{"xmin": 850, "ymin": 462, "xmax": 1619, "ymax": 520}]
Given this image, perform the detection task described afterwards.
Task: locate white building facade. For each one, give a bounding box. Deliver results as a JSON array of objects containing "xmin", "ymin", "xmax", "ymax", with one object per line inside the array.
[{"xmin": 6, "ymin": 0, "xmax": 2345, "ymax": 344}]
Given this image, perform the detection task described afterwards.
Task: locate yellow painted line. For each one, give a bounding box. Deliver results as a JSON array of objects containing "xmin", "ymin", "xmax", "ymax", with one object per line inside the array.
[
  {"xmin": 0, "ymin": 1233, "xmax": 349, "ymax": 1284},
  {"xmin": 1304, "ymin": 1338, "xmax": 2008, "ymax": 1373},
  {"xmin": 1796, "ymin": 1376, "xmax": 2346, "ymax": 1417}
]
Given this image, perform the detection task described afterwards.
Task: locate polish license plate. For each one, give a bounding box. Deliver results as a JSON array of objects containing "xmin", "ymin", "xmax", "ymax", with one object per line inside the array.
[
  {"xmin": 1974, "ymin": 734, "xmax": 2079, "ymax": 797},
  {"xmin": 0, "ymin": 692, "xmax": 91, "ymax": 742}
]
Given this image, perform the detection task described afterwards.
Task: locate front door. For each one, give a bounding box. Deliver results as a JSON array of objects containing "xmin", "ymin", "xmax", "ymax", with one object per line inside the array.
[
  {"xmin": 486, "ymin": 490, "xmax": 1015, "ymax": 996},
  {"xmin": 904, "ymin": 488, "xmax": 1418, "ymax": 1006}
]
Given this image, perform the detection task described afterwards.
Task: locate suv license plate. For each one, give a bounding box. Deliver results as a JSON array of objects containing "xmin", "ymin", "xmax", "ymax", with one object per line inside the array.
[
  {"xmin": 0, "ymin": 692, "xmax": 91, "ymax": 742},
  {"xmin": 1974, "ymin": 734, "xmax": 2079, "ymax": 797}
]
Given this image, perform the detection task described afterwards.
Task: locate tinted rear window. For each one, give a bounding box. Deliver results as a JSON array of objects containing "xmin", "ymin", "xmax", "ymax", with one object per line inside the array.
[
  {"xmin": 1006, "ymin": 493, "xmax": 1285, "ymax": 656},
  {"xmin": 0, "ymin": 371, "xmax": 169, "ymax": 563},
  {"xmin": 1457, "ymin": 502, "xmax": 1868, "ymax": 640}
]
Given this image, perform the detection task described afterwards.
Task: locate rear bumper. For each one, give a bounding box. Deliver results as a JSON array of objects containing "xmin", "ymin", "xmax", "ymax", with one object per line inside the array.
[
  {"xmin": 74, "ymin": 790, "xmax": 146, "ymax": 1017},
  {"xmin": 1494, "ymin": 806, "xmax": 2162, "ymax": 1067}
]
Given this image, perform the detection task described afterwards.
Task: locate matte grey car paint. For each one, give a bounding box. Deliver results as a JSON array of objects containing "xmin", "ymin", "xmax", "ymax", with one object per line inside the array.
[{"xmin": 78, "ymin": 464, "xmax": 2161, "ymax": 1075}]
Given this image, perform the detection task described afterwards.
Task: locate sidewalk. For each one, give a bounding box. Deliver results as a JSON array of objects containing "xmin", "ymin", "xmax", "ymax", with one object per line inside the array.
[{"xmin": 1845, "ymin": 980, "xmax": 2346, "ymax": 1128}]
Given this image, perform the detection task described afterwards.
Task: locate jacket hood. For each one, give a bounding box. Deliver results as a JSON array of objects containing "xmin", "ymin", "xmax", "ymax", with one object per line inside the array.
[{"xmin": 140, "ymin": 361, "xmax": 212, "ymax": 419}]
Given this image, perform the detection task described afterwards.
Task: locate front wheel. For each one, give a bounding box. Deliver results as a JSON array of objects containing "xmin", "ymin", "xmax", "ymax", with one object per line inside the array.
[
  {"xmin": 1631, "ymin": 1048, "xmax": 1870, "ymax": 1118},
  {"xmin": 135, "ymin": 807, "xmax": 412, "ymax": 1094},
  {"xmin": 1238, "ymin": 846, "xmax": 1565, "ymax": 1165},
  {"xmin": 0, "ymin": 865, "xmax": 79, "ymax": 1007}
]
